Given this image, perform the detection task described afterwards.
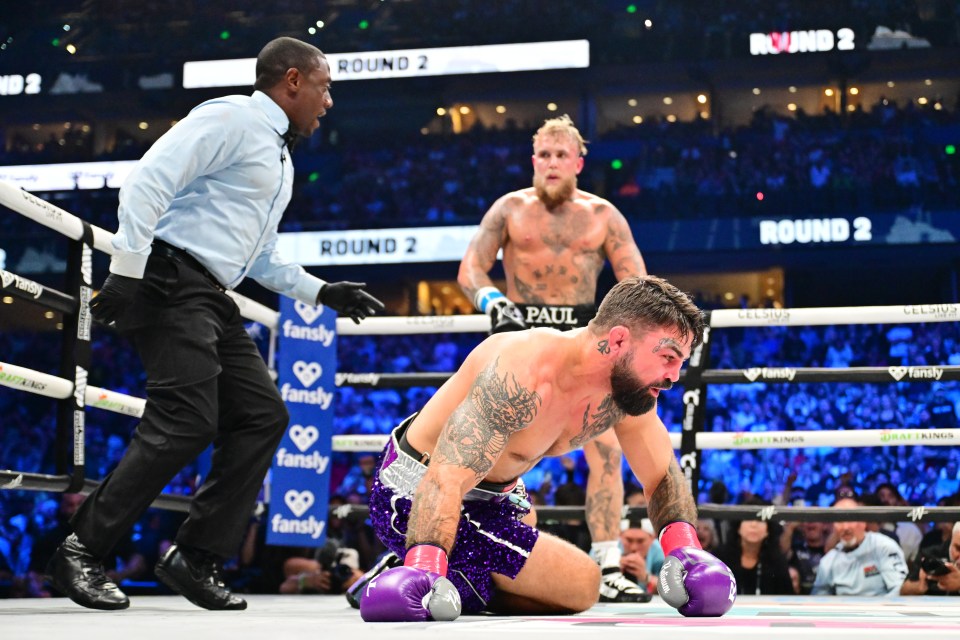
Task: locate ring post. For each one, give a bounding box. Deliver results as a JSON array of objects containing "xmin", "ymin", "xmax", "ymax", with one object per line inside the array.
[
  {"xmin": 679, "ymin": 316, "xmax": 711, "ymax": 498},
  {"xmin": 57, "ymin": 221, "xmax": 95, "ymax": 493}
]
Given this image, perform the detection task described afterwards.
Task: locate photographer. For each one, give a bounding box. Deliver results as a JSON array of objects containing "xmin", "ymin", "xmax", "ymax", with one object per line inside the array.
[
  {"xmin": 900, "ymin": 522, "xmax": 960, "ymax": 595},
  {"xmin": 279, "ymin": 540, "xmax": 363, "ymax": 595}
]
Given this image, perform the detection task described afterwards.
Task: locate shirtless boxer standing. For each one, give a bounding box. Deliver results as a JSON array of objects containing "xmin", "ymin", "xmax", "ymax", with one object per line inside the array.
[
  {"xmin": 358, "ymin": 276, "xmax": 736, "ymax": 621},
  {"xmin": 457, "ymin": 115, "xmax": 650, "ymax": 602}
]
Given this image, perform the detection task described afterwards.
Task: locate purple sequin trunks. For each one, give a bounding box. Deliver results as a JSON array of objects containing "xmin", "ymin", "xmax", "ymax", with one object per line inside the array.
[{"xmin": 368, "ymin": 418, "xmax": 539, "ymax": 613}]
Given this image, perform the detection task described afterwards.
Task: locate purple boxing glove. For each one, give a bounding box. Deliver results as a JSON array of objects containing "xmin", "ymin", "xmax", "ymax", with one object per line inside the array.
[
  {"xmin": 657, "ymin": 522, "xmax": 736, "ymax": 617},
  {"xmin": 359, "ymin": 545, "xmax": 462, "ymax": 622}
]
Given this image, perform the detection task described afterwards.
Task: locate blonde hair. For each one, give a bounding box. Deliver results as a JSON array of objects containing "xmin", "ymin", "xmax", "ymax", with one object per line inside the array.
[{"xmin": 533, "ymin": 114, "xmax": 588, "ymax": 156}]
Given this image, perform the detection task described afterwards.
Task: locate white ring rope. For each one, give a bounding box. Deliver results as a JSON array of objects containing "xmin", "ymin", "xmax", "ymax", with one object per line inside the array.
[
  {"xmin": 710, "ymin": 305, "xmax": 959, "ymax": 327},
  {"xmin": 6, "ymin": 358, "xmax": 952, "ymax": 453},
  {"xmin": 331, "ymin": 305, "xmax": 960, "ymax": 335},
  {"xmin": 335, "ymin": 314, "xmax": 492, "ymax": 335},
  {"xmin": 0, "ymin": 178, "xmax": 279, "ymax": 330},
  {"xmin": 331, "ymin": 428, "xmax": 959, "ymax": 453}
]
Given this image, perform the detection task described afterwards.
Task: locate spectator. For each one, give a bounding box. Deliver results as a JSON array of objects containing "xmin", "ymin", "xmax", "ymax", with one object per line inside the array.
[
  {"xmin": 716, "ymin": 504, "xmax": 794, "ymax": 595},
  {"xmin": 900, "ymin": 522, "xmax": 960, "ymax": 595},
  {"xmin": 782, "ymin": 520, "xmax": 830, "ymax": 595},
  {"xmin": 812, "ymin": 497, "xmax": 907, "ymax": 596},
  {"xmin": 618, "ymin": 517, "xmax": 663, "ymax": 596}
]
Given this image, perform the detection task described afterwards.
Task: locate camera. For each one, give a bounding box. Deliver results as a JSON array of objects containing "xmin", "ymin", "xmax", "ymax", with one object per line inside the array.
[
  {"xmin": 315, "ymin": 539, "xmax": 358, "ymax": 593},
  {"xmin": 920, "ymin": 554, "xmax": 952, "ymax": 577}
]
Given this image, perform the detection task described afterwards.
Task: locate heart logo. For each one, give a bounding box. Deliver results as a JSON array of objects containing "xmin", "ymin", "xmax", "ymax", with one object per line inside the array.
[
  {"xmin": 293, "ymin": 360, "xmax": 322, "ymax": 387},
  {"xmin": 888, "ymin": 366, "xmax": 908, "ymax": 381},
  {"xmin": 0, "ymin": 270, "xmax": 13, "ymax": 288},
  {"xmin": 294, "ymin": 301, "xmax": 323, "ymax": 325},
  {"xmin": 289, "ymin": 424, "xmax": 319, "ymax": 452},
  {"xmin": 284, "ymin": 490, "xmax": 315, "ymax": 518},
  {"xmin": 743, "ymin": 367, "xmax": 762, "ymax": 382}
]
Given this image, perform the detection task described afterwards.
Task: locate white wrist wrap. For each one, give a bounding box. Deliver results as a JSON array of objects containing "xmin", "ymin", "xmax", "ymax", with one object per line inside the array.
[{"xmin": 474, "ymin": 286, "xmax": 507, "ymax": 314}]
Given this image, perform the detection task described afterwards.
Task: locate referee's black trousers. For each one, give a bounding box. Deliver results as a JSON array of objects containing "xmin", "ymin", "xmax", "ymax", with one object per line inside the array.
[{"xmin": 72, "ymin": 251, "xmax": 289, "ymax": 559}]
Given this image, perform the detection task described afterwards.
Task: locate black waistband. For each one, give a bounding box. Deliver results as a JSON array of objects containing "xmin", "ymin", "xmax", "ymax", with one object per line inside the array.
[
  {"xmin": 395, "ymin": 416, "xmax": 517, "ymax": 493},
  {"xmin": 152, "ymin": 240, "xmax": 225, "ymax": 291}
]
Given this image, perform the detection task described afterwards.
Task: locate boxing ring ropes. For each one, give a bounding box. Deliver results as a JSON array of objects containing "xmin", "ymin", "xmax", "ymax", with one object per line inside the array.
[{"xmin": 2, "ymin": 179, "xmax": 960, "ymax": 638}]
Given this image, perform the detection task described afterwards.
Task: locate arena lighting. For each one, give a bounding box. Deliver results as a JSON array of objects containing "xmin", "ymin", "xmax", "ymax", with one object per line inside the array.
[
  {"xmin": 0, "ymin": 160, "xmax": 136, "ymax": 191},
  {"xmin": 750, "ymin": 27, "xmax": 855, "ymax": 55},
  {"xmin": 183, "ymin": 40, "xmax": 589, "ymax": 87},
  {"xmin": 276, "ymin": 226, "xmax": 487, "ymax": 266}
]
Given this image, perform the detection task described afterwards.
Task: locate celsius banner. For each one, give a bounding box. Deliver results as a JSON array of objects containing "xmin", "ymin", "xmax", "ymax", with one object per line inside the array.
[{"xmin": 267, "ymin": 298, "xmax": 337, "ymax": 547}]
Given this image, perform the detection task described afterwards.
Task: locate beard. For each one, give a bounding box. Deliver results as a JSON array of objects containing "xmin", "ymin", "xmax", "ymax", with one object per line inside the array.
[
  {"xmin": 610, "ymin": 352, "xmax": 672, "ymax": 416},
  {"xmin": 534, "ymin": 173, "xmax": 576, "ymax": 210}
]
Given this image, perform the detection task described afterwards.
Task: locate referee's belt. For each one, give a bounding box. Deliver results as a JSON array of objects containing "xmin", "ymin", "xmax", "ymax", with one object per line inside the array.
[
  {"xmin": 514, "ymin": 303, "xmax": 596, "ymax": 330},
  {"xmin": 152, "ymin": 239, "xmax": 226, "ymax": 292}
]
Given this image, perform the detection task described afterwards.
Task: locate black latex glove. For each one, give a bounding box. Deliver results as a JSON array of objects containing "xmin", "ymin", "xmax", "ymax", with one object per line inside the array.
[
  {"xmin": 89, "ymin": 274, "xmax": 141, "ymax": 326},
  {"xmin": 318, "ymin": 281, "xmax": 386, "ymax": 324},
  {"xmin": 489, "ymin": 299, "xmax": 527, "ymax": 334}
]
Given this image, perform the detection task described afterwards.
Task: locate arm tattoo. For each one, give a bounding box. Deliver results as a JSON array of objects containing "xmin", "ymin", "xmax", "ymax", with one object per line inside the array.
[
  {"xmin": 406, "ymin": 475, "xmax": 460, "ymax": 550},
  {"xmin": 647, "ymin": 457, "xmax": 698, "ymax": 532},
  {"xmin": 408, "ymin": 358, "xmax": 539, "ymax": 550},
  {"xmin": 570, "ymin": 394, "xmax": 623, "ymax": 449},
  {"xmin": 433, "ymin": 357, "xmax": 541, "ymax": 482},
  {"xmin": 584, "ymin": 440, "xmax": 623, "ymax": 541}
]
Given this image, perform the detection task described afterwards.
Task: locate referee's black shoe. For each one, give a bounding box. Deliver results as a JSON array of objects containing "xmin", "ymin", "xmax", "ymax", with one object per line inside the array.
[
  {"xmin": 45, "ymin": 533, "xmax": 130, "ymax": 610},
  {"xmin": 155, "ymin": 544, "xmax": 246, "ymax": 610}
]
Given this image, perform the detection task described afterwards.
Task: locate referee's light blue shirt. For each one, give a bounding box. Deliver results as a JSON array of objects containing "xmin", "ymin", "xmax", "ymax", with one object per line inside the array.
[{"xmin": 109, "ymin": 90, "xmax": 324, "ymax": 305}]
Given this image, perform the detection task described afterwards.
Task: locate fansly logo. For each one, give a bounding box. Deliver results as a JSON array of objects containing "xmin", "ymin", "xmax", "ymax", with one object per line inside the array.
[
  {"xmin": 294, "ymin": 300, "xmax": 323, "ymax": 324},
  {"xmin": 887, "ymin": 366, "xmax": 944, "ymax": 382},
  {"xmin": 280, "ymin": 383, "xmax": 333, "ymax": 409},
  {"xmin": 335, "ymin": 372, "xmax": 381, "ymax": 386},
  {"xmin": 271, "ymin": 490, "xmax": 326, "ymax": 539},
  {"xmin": 282, "ymin": 360, "xmax": 334, "ymax": 408},
  {"xmin": 743, "ymin": 367, "xmax": 797, "ymax": 382},
  {"xmin": 0, "ymin": 269, "xmax": 43, "ymax": 299},
  {"xmin": 292, "ymin": 360, "xmax": 323, "ymax": 387},
  {"xmin": 275, "ymin": 425, "xmax": 330, "ymax": 475}
]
